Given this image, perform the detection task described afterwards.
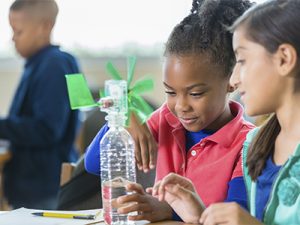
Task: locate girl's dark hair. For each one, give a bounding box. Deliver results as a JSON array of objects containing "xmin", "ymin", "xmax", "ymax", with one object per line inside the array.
[
  {"xmin": 165, "ymin": 0, "xmax": 253, "ymax": 77},
  {"xmin": 247, "ymin": 115, "xmax": 280, "ymax": 180},
  {"xmin": 230, "ymin": 0, "xmax": 300, "ymax": 180}
]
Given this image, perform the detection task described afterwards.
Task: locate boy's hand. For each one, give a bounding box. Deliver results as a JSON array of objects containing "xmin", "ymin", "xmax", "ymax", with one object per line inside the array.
[
  {"xmin": 126, "ymin": 113, "xmax": 157, "ymax": 173},
  {"xmin": 200, "ymin": 202, "xmax": 263, "ymax": 225},
  {"xmin": 116, "ymin": 183, "xmax": 172, "ymax": 222},
  {"xmin": 152, "ymin": 173, "xmax": 205, "ymax": 223}
]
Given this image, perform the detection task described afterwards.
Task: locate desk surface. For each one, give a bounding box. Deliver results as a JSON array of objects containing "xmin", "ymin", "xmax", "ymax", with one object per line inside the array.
[
  {"xmin": 147, "ymin": 221, "xmax": 190, "ymax": 225},
  {"xmin": 0, "ymin": 152, "xmax": 191, "ymax": 224},
  {"xmin": 0, "ymin": 210, "xmax": 190, "ymax": 225}
]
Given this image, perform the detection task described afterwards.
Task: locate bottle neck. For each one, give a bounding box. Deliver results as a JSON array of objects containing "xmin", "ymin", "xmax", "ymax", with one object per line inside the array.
[{"xmin": 106, "ymin": 113, "xmax": 126, "ymax": 128}]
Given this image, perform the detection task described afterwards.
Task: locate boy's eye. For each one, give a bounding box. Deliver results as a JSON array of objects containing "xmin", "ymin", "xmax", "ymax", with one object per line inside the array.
[
  {"xmin": 165, "ymin": 90, "xmax": 176, "ymax": 96},
  {"xmin": 14, "ymin": 30, "xmax": 22, "ymax": 36}
]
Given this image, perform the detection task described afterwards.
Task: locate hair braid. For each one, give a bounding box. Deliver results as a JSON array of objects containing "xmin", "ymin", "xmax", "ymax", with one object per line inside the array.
[{"xmin": 165, "ymin": 0, "xmax": 254, "ymax": 77}]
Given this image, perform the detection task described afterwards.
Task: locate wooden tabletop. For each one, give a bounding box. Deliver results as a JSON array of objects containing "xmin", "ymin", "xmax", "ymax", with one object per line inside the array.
[
  {"xmin": 147, "ymin": 221, "xmax": 193, "ymax": 225},
  {"xmin": 113, "ymin": 221, "xmax": 192, "ymax": 225}
]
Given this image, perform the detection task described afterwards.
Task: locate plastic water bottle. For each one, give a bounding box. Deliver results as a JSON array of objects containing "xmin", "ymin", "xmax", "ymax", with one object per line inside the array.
[{"xmin": 100, "ymin": 80, "xmax": 136, "ymax": 225}]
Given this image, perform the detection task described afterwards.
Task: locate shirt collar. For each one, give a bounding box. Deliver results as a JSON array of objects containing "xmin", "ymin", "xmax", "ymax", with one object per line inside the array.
[
  {"xmin": 165, "ymin": 100, "xmax": 252, "ymax": 147},
  {"xmin": 207, "ymin": 101, "xmax": 250, "ymax": 147},
  {"xmin": 25, "ymin": 44, "xmax": 59, "ymax": 68}
]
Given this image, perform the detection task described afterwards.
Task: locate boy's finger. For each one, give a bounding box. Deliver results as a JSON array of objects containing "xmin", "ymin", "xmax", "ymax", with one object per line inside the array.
[
  {"xmin": 134, "ymin": 143, "xmax": 143, "ymax": 170},
  {"xmin": 148, "ymin": 138, "xmax": 157, "ymax": 169},
  {"xmin": 140, "ymin": 141, "xmax": 150, "ymax": 173}
]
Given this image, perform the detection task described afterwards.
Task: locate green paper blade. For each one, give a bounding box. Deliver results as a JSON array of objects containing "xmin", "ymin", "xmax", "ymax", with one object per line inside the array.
[
  {"xmin": 129, "ymin": 93, "xmax": 153, "ymax": 119},
  {"xmin": 99, "ymin": 88, "xmax": 105, "ymax": 99},
  {"xmin": 65, "ymin": 74, "xmax": 97, "ymax": 109},
  {"xmin": 106, "ymin": 62, "xmax": 122, "ymax": 80},
  {"xmin": 129, "ymin": 107, "xmax": 148, "ymax": 124},
  {"xmin": 130, "ymin": 77, "xmax": 154, "ymax": 94},
  {"xmin": 127, "ymin": 56, "xmax": 136, "ymax": 87}
]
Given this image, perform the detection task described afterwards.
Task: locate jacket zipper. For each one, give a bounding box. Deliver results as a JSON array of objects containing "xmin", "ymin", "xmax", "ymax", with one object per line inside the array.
[
  {"xmin": 262, "ymin": 158, "xmax": 290, "ymax": 224},
  {"xmin": 242, "ymin": 147, "xmax": 251, "ymax": 212}
]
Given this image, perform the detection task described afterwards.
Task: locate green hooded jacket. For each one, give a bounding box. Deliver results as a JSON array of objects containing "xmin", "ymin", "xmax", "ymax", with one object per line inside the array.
[{"xmin": 243, "ymin": 128, "xmax": 300, "ymax": 225}]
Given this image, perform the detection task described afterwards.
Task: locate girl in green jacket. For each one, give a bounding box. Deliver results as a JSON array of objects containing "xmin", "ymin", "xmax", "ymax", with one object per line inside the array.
[{"xmin": 151, "ymin": 0, "xmax": 300, "ymax": 224}]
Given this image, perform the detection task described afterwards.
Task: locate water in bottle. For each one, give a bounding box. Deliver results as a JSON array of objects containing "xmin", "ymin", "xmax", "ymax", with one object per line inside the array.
[{"xmin": 100, "ymin": 80, "xmax": 136, "ymax": 225}]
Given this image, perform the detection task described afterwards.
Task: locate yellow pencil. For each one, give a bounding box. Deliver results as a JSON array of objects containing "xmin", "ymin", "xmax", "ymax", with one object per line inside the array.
[{"xmin": 32, "ymin": 211, "xmax": 95, "ymax": 220}]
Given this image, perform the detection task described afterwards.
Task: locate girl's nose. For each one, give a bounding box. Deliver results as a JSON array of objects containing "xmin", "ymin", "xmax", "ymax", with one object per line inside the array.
[
  {"xmin": 175, "ymin": 95, "xmax": 190, "ymax": 112},
  {"xmin": 230, "ymin": 64, "xmax": 241, "ymax": 89}
]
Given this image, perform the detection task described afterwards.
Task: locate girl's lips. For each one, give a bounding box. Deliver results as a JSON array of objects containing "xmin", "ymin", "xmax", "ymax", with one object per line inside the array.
[
  {"xmin": 179, "ymin": 117, "xmax": 197, "ymax": 125},
  {"xmin": 240, "ymin": 91, "xmax": 246, "ymax": 102}
]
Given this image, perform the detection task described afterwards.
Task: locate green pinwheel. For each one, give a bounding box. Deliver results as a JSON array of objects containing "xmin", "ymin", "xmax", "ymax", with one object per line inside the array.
[{"xmin": 65, "ymin": 56, "xmax": 154, "ymax": 124}]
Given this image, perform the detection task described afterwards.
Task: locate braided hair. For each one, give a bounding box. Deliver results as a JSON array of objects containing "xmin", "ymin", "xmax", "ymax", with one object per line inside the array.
[{"xmin": 165, "ymin": 0, "xmax": 253, "ymax": 77}]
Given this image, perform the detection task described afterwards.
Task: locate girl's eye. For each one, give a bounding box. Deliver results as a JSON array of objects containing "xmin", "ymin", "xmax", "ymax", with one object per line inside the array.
[
  {"xmin": 190, "ymin": 92, "xmax": 204, "ymax": 97},
  {"xmin": 236, "ymin": 59, "xmax": 245, "ymax": 65},
  {"xmin": 165, "ymin": 90, "xmax": 176, "ymax": 96}
]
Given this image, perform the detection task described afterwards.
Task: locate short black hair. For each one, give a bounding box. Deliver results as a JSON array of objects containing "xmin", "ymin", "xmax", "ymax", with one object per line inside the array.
[
  {"xmin": 165, "ymin": 0, "xmax": 253, "ymax": 77},
  {"xmin": 10, "ymin": 0, "xmax": 59, "ymax": 24}
]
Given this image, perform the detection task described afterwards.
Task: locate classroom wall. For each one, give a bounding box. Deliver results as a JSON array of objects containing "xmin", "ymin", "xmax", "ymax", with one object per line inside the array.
[
  {"xmin": 0, "ymin": 56, "xmax": 165, "ymax": 116},
  {"xmin": 0, "ymin": 58, "xmax": 22, "ymax": 116}
]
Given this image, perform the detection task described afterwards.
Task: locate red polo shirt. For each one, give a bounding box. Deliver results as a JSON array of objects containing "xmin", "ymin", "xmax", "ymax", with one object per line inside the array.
[{"xmin": 147, "ymin": 101, "xmax": 254, "ymax": 206}]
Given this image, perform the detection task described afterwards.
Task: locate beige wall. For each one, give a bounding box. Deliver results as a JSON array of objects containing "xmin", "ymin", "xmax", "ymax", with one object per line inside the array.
[
  {"xmin": 0, "ymin": 58, "xmax": 22, "ymax": 116},
  {"xmin": 0, "ymin": 56, "xmax": 165, "ymax": 116}
]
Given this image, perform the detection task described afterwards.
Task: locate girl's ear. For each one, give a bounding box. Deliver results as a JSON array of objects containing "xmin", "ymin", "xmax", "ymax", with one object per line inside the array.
[{"xmin": 275, "ymin": 44, "xmax": 298, "ymax": 77}]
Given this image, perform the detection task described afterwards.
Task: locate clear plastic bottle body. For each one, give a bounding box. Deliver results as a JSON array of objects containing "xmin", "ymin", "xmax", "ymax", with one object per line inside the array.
[{"xmin": 100, "ymin": 116, "xmax": 136, "ymax": 225}]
